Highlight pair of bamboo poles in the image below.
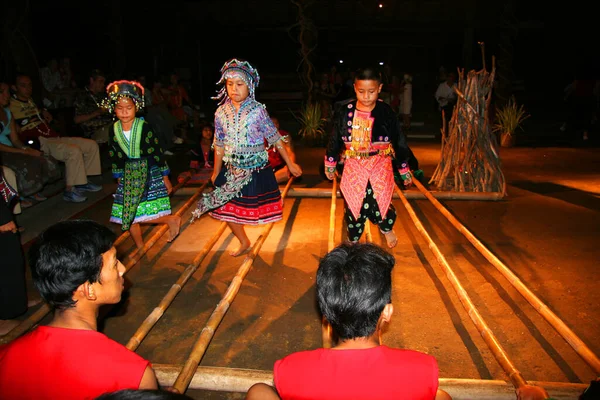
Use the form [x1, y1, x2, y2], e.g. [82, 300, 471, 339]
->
[325, 176, 599, 396]
[1, 175, 296, 394]
[3, 173, 598, 396]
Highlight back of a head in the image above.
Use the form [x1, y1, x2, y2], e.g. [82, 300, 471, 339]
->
[30, 220, 117, 310]
[95, 389, 193, 400]
[317, 242, 395, 340]
[354, 67, 383, 84]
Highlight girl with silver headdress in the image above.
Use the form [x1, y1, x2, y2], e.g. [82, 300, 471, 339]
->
[104, 80, 181, 249]
[192, 59, 302, 257]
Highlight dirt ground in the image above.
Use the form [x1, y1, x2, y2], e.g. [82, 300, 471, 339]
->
[15, 142, 600, 399]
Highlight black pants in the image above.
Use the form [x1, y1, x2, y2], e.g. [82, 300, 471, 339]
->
[0, 231, 27, 319]
[345, 183, 396, 242]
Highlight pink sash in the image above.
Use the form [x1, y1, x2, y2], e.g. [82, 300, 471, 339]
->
[340, 154, 394, 220]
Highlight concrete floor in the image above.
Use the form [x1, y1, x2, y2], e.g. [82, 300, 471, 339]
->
[11, 141, 600, 399]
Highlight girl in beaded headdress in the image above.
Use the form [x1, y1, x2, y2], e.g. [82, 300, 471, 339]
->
[192, 58, 302, 257]
[104, 80, 181, 249]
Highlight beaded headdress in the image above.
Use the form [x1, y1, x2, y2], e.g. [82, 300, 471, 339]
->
[103, 80, 145, 113]
[213, 58, 260, 104]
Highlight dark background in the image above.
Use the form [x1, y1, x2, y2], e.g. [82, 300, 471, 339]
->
[1, 0, 597, 118]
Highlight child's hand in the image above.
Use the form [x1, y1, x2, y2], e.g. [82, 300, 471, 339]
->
[288, 163, 302, 177]
[399, 163, 413, 188]
[163, 177, 173, 194]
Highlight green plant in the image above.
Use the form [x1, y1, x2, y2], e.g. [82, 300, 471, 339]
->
[292, 102, 327, 146]
[493, 96, 530, 138]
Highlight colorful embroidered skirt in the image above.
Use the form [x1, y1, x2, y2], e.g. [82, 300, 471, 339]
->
[209, 165, 282, 225]
[110, 165, 171, 226]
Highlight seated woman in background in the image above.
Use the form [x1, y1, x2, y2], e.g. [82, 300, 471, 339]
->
[0, 81, 61, 208]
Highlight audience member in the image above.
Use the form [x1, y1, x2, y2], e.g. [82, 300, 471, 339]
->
[10, 74, 103, 203]
[0, 169, 28, 335]
[1, 81, 61, 206]
[74, 69, 114, 143]
[0, 220, 159, 399]
[266, 116, 296, 184]
[39, 58, 63, 108]
[435, 71, 457, 128]
[247, 243, 452, 400]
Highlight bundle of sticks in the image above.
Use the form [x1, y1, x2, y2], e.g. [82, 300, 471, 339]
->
[430, 57, 506, 195]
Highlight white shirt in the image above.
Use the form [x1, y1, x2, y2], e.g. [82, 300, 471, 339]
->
[435, 82, 456, 108]
[123, 130, 131, 142]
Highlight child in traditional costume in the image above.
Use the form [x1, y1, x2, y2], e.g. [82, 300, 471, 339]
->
[192, 59, 302, 256]
[324, 67, 419, 248]
[105, 80, 181, 249]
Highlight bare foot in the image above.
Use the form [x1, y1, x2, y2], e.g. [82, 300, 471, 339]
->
[229, 240, 251, 257]
[0, 319, 20, 336]
[167, 216, 182, 242]
[383, 230, 398, 248]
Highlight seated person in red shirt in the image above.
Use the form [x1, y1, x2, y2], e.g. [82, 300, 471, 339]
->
[266, 116, 295, 184]
[190, 124, 215, 170]
[246, 242, 452, 400]
[0, 220, 159, 400]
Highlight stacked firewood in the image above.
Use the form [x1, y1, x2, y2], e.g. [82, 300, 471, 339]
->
[429, 59, 506, 194]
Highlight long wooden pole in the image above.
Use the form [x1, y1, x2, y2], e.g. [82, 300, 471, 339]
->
[394, 185, 528, 389]
[323, 177, 338, 349]
[172, 178, 295, 393]
[126, 222, 228, 351]
[173, 187, 505, 201]
[114, 171, 194, 248]
[412, 179, 600, 375]
[153, 364, 587, 399]
[327, 177, 337, 253]
[0, 182, 208, 345]
[122, 181, 209, 270]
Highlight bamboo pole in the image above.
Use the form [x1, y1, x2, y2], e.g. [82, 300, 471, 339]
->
[114, 171, 194, 248]
[327, 177, 337, 253]
[122, 181, 209, 271]
[172, 178, 295, 393]
[322, 177, 338, 349]
[394, 185, 528, 389]
[412, 179, 600, 375]
[126, 222, 228, 351]
[0, 182, 209, 345]
[174, 187, 505, 201]
[153, 364, 587, 399]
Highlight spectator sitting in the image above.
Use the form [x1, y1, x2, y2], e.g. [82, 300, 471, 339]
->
[0, 220, 159, 399]
[1, 81, 61, 207]
[0, 169, 29, 335]
[178, 124, 214, 184]
[190, 124, 215, 170]
[39, 58, 63, 108]
[74, 69, 114, 143]
[265, 116, 296, 184]
[246, 242, 452, 400]
[10, 74, 103, 203]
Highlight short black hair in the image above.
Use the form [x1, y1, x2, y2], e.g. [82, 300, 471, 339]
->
[354, 67, 383, 83]
[317, 242, 394, 340]
[13, 73, 30, 84]
[30, 220, 117, 310]
[95, 389, 193, 400]
[90, 69, 106, 80]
